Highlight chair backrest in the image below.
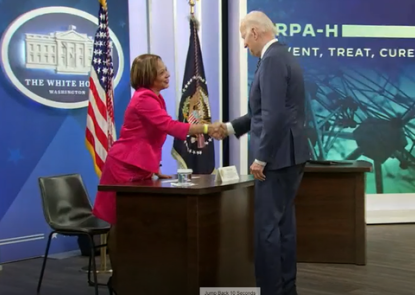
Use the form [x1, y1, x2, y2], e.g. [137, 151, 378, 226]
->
[38, 174, 94, 229]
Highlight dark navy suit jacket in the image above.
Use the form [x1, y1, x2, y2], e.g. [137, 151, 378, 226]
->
[231, 42, 310, 170]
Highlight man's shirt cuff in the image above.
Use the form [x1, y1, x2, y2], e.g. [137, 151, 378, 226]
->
[226, 122, 235, 135]
[255, 159, 267, 166]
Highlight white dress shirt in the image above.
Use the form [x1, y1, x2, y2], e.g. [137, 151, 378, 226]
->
[226, 38, 278, 167]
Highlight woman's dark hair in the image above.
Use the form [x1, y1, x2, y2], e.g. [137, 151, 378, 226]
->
[130, 54, 161, 90]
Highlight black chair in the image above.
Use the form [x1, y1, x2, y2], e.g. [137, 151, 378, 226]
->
[37, 174, 110, 295]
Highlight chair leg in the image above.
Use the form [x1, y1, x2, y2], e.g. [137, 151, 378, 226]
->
[87, 234, 99, 295]
[87, 249, 93, 286]
[37, 231, 54, 294]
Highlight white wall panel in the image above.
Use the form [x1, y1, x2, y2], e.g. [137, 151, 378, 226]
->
[228, 0, 248, 174]
[129, 0, 223, 174]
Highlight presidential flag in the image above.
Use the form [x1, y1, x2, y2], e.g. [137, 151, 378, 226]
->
[171, 16, 215, 174]
[85, 0, 116, 177]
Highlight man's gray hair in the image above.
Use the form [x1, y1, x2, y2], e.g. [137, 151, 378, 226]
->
[241, 11, 277, 35]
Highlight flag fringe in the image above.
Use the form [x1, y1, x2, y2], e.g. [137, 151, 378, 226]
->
[171, 148, 189, 169]
[188, 15, 200, 31]
[85, 139, 102, 178]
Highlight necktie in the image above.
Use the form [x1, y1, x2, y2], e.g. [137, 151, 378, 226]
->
[255, 58, 261, 73]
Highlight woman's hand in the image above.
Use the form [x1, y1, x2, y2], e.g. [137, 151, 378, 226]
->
[155, 170, 172, 179]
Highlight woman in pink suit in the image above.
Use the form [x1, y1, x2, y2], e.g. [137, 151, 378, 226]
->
[93, 54, 216, 294]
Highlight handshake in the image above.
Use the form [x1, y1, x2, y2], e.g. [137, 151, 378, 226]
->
[207, 122, 228, 140]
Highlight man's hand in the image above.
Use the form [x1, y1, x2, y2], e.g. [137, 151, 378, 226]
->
[155, 170, 172, 179]
[250, 161, 266, 181]
[208, 122, 228, 140]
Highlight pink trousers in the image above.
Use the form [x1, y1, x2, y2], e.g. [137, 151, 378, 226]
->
[92, 155, 153, 224]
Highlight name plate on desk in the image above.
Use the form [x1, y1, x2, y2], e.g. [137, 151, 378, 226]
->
[215, 166, 240, 183]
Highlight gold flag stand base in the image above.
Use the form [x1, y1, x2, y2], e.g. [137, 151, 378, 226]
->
[80, 234, 112, 274]
[80, 264, 112, 274]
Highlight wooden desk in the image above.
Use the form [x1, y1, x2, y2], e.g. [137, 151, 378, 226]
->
[98, 160, 372, 294]
[297, 160, 372, 265]
[99, 176, 256, 295]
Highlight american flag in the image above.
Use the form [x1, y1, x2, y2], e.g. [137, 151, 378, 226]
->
[85, 0, 116, 177]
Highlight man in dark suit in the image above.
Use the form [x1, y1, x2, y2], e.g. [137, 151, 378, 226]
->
[218, 11, 310, 295]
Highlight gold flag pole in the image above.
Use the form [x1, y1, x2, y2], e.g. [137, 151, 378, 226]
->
[188, 0, 199, 15]
[97, 0, 111, 275]
[98, 0, 107, 9]
[99, 234, 110, 272]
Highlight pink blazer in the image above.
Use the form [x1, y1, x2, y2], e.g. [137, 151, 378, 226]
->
[108, 88, 190, 173]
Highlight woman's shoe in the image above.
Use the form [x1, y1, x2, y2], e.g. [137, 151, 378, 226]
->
[107, 276, 117, 295]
